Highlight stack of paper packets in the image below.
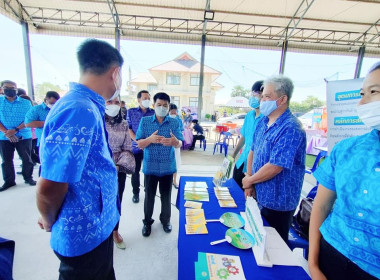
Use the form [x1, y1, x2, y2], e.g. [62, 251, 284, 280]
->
[185, 208, 208, 234]
[214, 187, 237, 208]
[184, 181, 209, 202]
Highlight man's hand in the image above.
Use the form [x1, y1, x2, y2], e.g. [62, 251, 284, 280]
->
[244, 187, 256, 199]
[7, 135, 19, 143]
[148, 130, 164, 144]
[161, 132, 179, 147]
[38, 216, 54, 232]
[4, 129, 16, 137]
[242, 172, 253, 189]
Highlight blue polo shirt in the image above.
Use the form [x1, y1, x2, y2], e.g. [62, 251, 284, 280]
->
[40, 82, 119, 257]
[251, 109, 306, 211]
[126, 106, 155, 154]
[314, 130, 380, 279]
[136, 114, 184, 176]
[24, 102, 50, 146]
[0, 96, 32, 140]
[235, 110, 263, 172]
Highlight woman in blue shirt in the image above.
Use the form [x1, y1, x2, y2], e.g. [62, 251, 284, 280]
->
[309, 62, 380, 280]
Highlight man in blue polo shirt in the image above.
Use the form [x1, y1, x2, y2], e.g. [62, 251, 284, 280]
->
[24, 91, 60, 163]
[36, 39, 123, 279]
[242, 75, 306, 242]
[126, 90, 155, 203]
[136, 92, 183, 237]
[0, 80, 35, 192]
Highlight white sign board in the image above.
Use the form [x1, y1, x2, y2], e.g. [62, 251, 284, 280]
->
[326, 78, 370, 152]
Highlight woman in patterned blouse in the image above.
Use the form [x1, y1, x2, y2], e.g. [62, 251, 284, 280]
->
[105, 98, 135, 250]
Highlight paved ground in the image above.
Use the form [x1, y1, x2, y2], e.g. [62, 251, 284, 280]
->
[0, 129, 314, 280]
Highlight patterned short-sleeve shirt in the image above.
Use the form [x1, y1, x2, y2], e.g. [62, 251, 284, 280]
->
[136, 114, 184, 176]
[0, 96, 32, 140]
[251, 109, 306, 211]
[126, 106, 155, 154]
[40, 82, 119, 257]
[314, 130, 380, 279]
[24, 102, 50, 146]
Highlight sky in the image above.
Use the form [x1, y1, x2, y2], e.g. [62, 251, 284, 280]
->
[0, 14, 379, 104]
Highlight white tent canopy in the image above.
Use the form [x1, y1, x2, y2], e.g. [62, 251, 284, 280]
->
[224, 96, 250, 108]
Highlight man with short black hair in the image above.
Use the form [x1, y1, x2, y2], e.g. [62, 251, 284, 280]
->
[25, 91, 60, 151]
[231, 80, 264, 189]
[36, 39, 123, 279]
[126, 89, 155, 203]
[136, 92, 183, 237]
[188, 119, 205, 150]
[0, 80, 35, 191]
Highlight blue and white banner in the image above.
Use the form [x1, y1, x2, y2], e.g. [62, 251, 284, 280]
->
[326, 78, 370, 152]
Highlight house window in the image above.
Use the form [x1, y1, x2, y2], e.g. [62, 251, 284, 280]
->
[147, 84, 157, 92]
[166, 73, 181, 85]
[190, 74, 200, 86]
[171, 96, 180, 107]
[189, 97, 198, 107]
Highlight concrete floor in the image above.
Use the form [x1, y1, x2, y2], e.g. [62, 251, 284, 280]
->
[0, 131, 314, 280]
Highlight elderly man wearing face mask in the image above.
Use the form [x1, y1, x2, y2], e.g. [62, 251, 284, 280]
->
[308, 62, 380, 280]
[126, 90, 155, 203]
[136, 92, 184, 237]
[242, 75, 306, 243]
[0, 80, 35, 192]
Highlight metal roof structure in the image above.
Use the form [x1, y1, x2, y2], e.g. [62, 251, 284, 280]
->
[1, 0, 380, 56]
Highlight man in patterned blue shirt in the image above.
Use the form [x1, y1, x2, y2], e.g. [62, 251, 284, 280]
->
[126, 90, 155, 203]
[242, 75, 306, 242]
[36, 39, 123, 280]
[0, 80, 35, 192]
[136, 92, 184, 237]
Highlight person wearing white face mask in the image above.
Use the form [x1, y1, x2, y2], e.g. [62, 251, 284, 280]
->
[308, 62, 380, 280]
[169, 103, 184, 189]
[105, 99, 135, 250]
[136, 92, 184, 237]
[126, 90, 155, 203]
[36, 39, 123, 279]
[242, 75, 306, 243]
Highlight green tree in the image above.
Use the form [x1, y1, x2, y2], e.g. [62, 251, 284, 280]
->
[35, 82, 64, 102]
[290, 95, 325, 114]
[230, 85, 250, 98]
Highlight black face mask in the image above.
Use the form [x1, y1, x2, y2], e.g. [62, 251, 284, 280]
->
[4, 88, 17, 97]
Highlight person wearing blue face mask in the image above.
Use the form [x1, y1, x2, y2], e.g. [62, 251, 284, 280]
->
[231, 80, 264, 189]
[242, 75, 306, 243]
[136, 92, 184, 237]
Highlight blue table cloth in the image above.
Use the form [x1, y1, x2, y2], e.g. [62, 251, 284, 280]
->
[0, 237, 15, 280]
[177, 176, 310, 280]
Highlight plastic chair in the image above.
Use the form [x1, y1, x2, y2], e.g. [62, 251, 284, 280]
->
[287, 184, 319, 259]
[305, 149, 327, 188]
[199, 139, 207, 151]
[213, 131, 232, 156]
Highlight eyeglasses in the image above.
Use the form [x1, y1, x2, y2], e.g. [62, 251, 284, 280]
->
[360, 90, 380, 97]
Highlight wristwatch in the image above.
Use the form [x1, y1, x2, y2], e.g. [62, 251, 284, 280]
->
[15, 127, 19, 132]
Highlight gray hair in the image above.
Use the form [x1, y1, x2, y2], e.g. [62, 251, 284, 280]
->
[264, 75, 294, 103]
[368, 61, 380, 74]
